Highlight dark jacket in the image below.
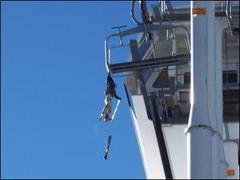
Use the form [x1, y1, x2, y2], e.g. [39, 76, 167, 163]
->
[106, 73, 121, 100]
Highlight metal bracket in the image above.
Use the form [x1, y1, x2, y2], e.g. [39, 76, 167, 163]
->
[185, 124, 223, 139]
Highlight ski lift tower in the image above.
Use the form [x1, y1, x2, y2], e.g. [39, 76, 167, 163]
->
[104, 1, 239, 179]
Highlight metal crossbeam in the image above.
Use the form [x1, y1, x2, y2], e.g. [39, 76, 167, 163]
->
[158, 6, 239, 24]
[109, 54, 190, 74]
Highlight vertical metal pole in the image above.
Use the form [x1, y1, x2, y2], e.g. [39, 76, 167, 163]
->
[186, 1, 215, 178]
[105, 40, 109, 73]
[207, 3, 219, 179]
[215, 18, 228, 179]
[151, 96, 173, 179]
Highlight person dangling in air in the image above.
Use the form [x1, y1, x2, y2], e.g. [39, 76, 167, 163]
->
[100, 73, 121, 122]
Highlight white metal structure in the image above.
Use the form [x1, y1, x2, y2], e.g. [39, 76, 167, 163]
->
[186, 2, 227, 178]
[104, 1, 239, 179]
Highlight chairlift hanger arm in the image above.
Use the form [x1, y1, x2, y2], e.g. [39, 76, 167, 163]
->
[131, 0, 151, 25]
[131, 0, 143, 25]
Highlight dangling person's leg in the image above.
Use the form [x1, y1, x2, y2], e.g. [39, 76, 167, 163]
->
[104, 94, 113, 121]
[112, 90, 121, 100]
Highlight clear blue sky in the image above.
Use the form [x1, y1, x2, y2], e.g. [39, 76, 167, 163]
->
[1, 1, 145, 179]
[1, 1, 189, 179]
